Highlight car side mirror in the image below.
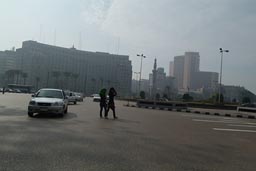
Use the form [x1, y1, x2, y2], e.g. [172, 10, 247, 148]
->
[31, 94, 35, 97]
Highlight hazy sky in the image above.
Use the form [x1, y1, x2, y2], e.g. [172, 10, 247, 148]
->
[0, 0, 256, 93]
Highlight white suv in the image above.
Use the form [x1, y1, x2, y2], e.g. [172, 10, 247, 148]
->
[28, 89, 68, 117]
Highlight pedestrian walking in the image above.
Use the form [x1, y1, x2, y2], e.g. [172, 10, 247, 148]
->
[99, 88, 107, 118]
[106, 87, 117, 119]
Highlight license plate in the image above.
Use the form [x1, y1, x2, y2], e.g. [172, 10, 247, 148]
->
[40, 108, 48, 112]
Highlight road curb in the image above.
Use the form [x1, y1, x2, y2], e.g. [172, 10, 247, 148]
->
[123, 104, 256, 120]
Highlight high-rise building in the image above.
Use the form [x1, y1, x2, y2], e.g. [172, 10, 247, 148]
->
[172, 52, 218, 92]
[173, 55, 185, 90]
[0, 40, 132, 96]
[183, 52, 200, 90]
[169, 61, 174, 77]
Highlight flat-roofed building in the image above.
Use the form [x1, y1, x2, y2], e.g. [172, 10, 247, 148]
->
[1, 40, 132, 96]
[191, 71, 218, 90]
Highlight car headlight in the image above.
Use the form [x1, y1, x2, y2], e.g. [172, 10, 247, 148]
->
[53, 102, 64, 106]
[29, 101, 36, 105]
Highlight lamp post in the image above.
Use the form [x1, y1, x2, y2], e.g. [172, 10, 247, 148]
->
[137, 54, 146, 94]
[219, 48, 229, 104]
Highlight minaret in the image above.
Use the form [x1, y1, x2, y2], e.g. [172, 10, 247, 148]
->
[152, 58, 157, 99]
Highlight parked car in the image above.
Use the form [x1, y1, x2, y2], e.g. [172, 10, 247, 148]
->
[28, 88, 68, 117]
[93, 94, 101, 102]
[14, 89, 22, 93]
[6, 88, 14, 93]
[74, 92, 84, 102]
[241, 103, 256, 108]
[65, 91, 77, 104]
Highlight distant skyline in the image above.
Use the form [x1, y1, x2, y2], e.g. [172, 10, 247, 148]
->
[0, 0, 256, 94]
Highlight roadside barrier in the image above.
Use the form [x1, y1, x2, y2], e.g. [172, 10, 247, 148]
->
[237, 107, 256, 113]
[124, 101, 256, 120]
[137, 100, 188, 110]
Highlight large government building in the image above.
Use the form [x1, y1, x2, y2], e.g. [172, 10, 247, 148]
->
[0, 41, 132, 96]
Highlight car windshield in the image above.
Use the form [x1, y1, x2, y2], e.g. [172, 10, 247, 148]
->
[36, 90, 63, 99]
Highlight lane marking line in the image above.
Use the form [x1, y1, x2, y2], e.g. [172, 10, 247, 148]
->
[245, 122, 256, 125]
[213, 128, 256, 133]
[228, 124, 256, 128]
[193, 119, 240, 124]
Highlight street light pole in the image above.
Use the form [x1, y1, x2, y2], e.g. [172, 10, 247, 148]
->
[219, 48, 229, 104]
[137, 54, 146, 95]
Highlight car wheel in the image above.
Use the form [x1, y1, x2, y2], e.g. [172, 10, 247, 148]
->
[28, 112, 34, 117]
[74, 101, 77, 105]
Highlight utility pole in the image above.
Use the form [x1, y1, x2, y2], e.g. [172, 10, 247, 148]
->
[137, 54, 146, 95]
[219, 48, 229, 103]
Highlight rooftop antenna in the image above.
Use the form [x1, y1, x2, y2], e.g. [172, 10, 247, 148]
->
[79, 32, 82, 50]
[117, 37, 120, 55]
[39, 25, 42, 42]
[54, 29, 56, 46]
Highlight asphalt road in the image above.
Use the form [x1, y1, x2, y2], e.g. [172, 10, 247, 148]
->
[0, 93, 256, 171]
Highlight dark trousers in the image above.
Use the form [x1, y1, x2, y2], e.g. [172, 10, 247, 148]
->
[106, 102, 116, 118]
[100, 104, 107, 117]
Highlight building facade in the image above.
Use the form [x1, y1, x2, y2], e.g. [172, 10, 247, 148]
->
[169, 61, 174, 77]
[0, 50, 17, 86]
[0, 41, 132, 96]
[173, 55, 185, 90]
[172, 52, 218, 92]
[183, 52, 200, 90]
[191, 71, 218, 90]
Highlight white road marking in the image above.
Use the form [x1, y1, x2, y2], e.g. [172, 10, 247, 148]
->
[193, 119, 256, 125]
[245, 122, 256, 125]
[213, 128, 256, 133]
[182, 114, 237, 120]
[192, 119, 239, 124]
[228, 124, 256, 128]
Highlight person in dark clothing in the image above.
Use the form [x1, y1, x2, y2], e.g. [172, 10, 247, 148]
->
[106, 87, 117, 119]
[2, 87, 5, 94]
[99, 88, 107, 118]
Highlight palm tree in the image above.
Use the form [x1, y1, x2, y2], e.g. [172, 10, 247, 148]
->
[91, 78, 96, 93]
[107, 80, 111, 88]
[14, 70, 21, 84]
[5, 70, 16, 84]
[99, 78, 103, 88]
[52, 71, 61, 88]
[21, 72, 28, 85]
[63, 72, 71, 89]
[35, 77, 40, 90]
[71, 73, 79, 91]
[164, 86, 170, 100]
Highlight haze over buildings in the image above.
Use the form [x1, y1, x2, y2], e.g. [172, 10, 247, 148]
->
[0, 0, 255, 94]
